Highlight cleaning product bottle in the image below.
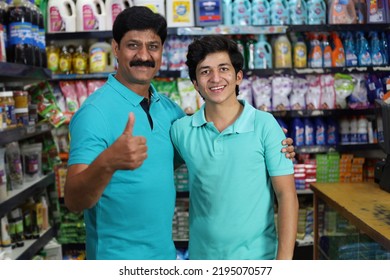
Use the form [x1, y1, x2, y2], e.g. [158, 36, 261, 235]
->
[328, 0, 357, 24]
[254, 34, 272, 69]
[105, 0, 132, 30]
[47, 0, 76, 32]
[235, 35, 246, 69]
[356, 31, 371, 66]
[37, 0, 46, 67]
[344, 31, 358, 66]
[269, 0, 289, 25]
[194, 0, 222, 26]
[273, 34, 292, 68]
[308, 33, 322, 68]
[222, 0, 232, 25]
[46, 40, 60, 73]
[76, 0, 107, 31]
[28, 0, 39, 67]
[245, 34, 257, 69]
[307, 0, 326, 24]
[133, 0, 166, 16]
[369, 31, 384, 65]
[321, 33, 332, 68]
[380, 32, 389, 64]
[72, 45, 89, 74]
[251, 0, 270, 25]
[58, 45, 72, 74]
[232, 0, 251, 25]
[0, 0, 8, 55]
[293, 35, 307, 68]
[367, 0, 387, 23]
[89, 40, 114, 73]
[289, 0, 307, 25]
[331, 32, 346, 67]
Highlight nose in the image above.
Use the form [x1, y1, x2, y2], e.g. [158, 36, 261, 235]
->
[210, 70, 222, 82]
[136, 45, 151, 60]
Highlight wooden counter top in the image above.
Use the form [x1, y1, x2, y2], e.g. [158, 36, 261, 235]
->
[310, 182, 390, 251]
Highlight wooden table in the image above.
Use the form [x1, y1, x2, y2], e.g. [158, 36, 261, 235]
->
[310, 182, 390, 259]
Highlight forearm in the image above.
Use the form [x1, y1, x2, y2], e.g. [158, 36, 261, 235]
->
[64, 149, 116, 212]
[276, 192, 299, 260]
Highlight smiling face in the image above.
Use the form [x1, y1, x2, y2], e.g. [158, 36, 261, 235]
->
[193, 51, 243, 106]
[112, 29, 163, 90]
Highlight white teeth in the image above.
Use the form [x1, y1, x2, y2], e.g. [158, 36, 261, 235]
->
[210, 86, 224, 90]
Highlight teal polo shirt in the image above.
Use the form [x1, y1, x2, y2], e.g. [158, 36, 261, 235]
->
[170, 100, 293, 259]
[68, 74, 185, 260]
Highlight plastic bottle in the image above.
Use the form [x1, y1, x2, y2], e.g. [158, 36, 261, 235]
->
[357, 115, 368, 143]
[72, 45, 88, 74]
[269, 0, 289, 25]
[331, 32, 346, 67]
[46, 40, 59, 72]
[293, 36, 307, 68]
[6, 0, 35, 65]
[327, 117, 338, 145]
[356, 32, 371, 66]
[289, 0, 307, 25]
[308, 33, 322, 68]
[58, 45, 72, 74]
[321, 33, 332, 67]
[355, 0, 367, 23]
[41, 196, 49, 230]
[133, 0, 165, 16]
[76, 0, 106, 31]
[166, 0, 195, 27]
[314, 117, 327, 145]
[307, 0, 326, 24]
[105, 0, 131, 30]
[245, 34, 257, 69]
[0, 0, 8, 55]
[37, 0, 46, 67]
[291, 118, 305, 146]
[28, 0, 39, 67]
[304, 118, 314, 145]
[380, 32, 389, 64]
[89, 40, 115, 73]
[254, 34, 272, 69]
[344, 31, 358, 66]
[328, 0, 357, 24]
[273, 34, 292, 68]
[370, 31, 384, 66]
[340, 118, 350, 144]
[234, 35, 246, 69]
[47, 0, 76, 33]
[251, 0, 270, 25]
[232, 0, 251, 26]
[222, 0, 232, 25]
[194, 0, 222, 26]
[367, 0, 387, 23]
[349, 116, 358, 144]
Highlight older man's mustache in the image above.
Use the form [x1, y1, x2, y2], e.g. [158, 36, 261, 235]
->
[130, 60, 156, 67]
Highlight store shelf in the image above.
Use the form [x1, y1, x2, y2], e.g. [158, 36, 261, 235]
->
[0, 173, 55, 217]
[296, 189, 313, 195]
[288, 23, 390, 33]
[175, 25, 287, 35]
[46, 31, 113, 41]
[271, 108, 376, 118]
[295, 143, 380, 154]
[51, 72, 113, 80]
[176, 191, 189, 198]
[10, 227, 56, 260]
[0, 122, 52, 146]
[0, 62, 51, 82]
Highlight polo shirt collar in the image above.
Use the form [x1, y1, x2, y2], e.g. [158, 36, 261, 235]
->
[106, 74, 160, 106]
[192, 99, 255, 133]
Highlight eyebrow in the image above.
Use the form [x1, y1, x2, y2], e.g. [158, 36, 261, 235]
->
[199, 63, 230, 70]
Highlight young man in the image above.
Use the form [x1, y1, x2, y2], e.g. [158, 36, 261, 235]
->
[65, 7, 295, 260]
[170, 35, 299, 260]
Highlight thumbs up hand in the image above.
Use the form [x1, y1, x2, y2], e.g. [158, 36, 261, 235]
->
[109, 113, 148, 170]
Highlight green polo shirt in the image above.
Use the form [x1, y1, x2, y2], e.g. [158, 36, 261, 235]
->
[68, 74, 185, 259]
[170, 100, 293, 259]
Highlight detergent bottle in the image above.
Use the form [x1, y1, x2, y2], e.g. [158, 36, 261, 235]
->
[293, 35, 307, 68]
[308, 33, 322, 68]
[273, 34, 292, 68]
[370, 31, 384, 65]
[269, 0, 289, 25]
[344, 31, 358, 66]
[328, 0, 357, 24]
[306, 0, 326, 24]
[47, 0, 76, 32]
[331, 32, 346, 67]
[222, 0, 232, 25]
[105, 0, 132, 30]
[321, 33, 332, 67]
[254, 34, 272, 69]
[289, 0, 307, 25]
[232, 0, 251, 25]
[356, 32, 371, 66]
[251, 0, 270, 25]
[76, 0, 107, 31]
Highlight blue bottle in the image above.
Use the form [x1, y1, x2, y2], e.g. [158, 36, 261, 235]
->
[344, 32, 358, 66]
[369, 31, 384, 66]
[254, 34, 272, 69]
[357, 32, 371, 66]
[291, 118, 305, 146]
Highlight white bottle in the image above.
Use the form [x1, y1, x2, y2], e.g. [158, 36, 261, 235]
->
[340, 118, 350, 144]
[357, 116, 368, 143]
[349, 117, 358, 144]
[105, 0, 132, 30]
[76, 0, 107, 32]
[166, 0, 194, 27]
[133, 0, 166, 17]
[47, 0, 76, 33]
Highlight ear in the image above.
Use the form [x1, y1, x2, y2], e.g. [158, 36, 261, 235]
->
[111, 39, 119, 58]
[236, 70, 244, 85]
[193, 79, 199, 92]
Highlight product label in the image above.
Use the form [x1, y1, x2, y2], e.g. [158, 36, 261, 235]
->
[48, 52, 59, 71]
[111, 4, 122, 25]
[173, 1, 191, 23]
[198, 0, 221, 23]
[9, 22, 33, 45]
[83, 5, 98, 30]
[49, 7, 65, 32]
[90, 47, 107, 72]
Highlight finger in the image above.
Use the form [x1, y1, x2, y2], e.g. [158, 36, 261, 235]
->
[123, 112, 135, 136]
[282, 127, 288, 134]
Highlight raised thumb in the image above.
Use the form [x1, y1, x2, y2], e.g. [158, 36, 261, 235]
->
[123, 112, 135, 136]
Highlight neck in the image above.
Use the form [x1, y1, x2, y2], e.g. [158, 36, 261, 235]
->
[114, 73, 151, 99]
[205, 100, 243, 132]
